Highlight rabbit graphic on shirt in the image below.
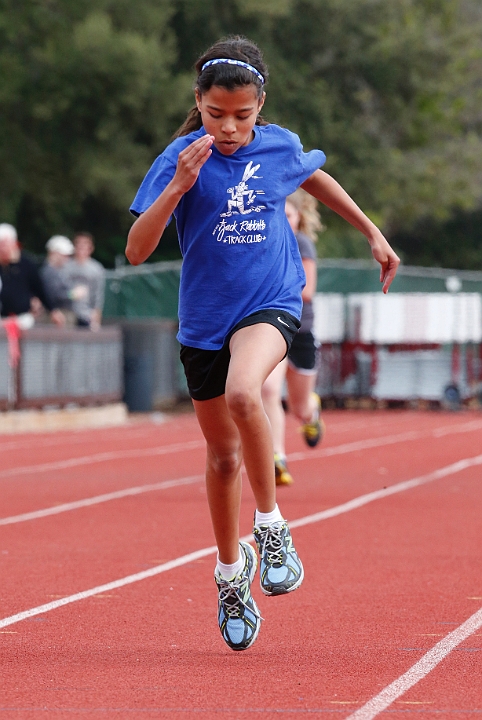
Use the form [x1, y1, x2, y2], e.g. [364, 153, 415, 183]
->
[221, 162, 266, 217]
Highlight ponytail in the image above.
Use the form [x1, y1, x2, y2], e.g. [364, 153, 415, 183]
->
[172, 106, 203, 139]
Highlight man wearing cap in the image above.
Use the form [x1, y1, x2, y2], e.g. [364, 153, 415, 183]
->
[40, 235, 88, 327]
[0, 223, 65, 326]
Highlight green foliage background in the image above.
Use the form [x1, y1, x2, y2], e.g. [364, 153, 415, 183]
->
[1, 0, 481, 267]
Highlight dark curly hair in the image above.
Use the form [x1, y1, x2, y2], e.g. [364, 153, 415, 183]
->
[174, 36, 269, 138]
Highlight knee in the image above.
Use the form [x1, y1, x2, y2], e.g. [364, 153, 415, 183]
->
[209, 449, 242, 479]
[225, 386, 259, 422]
[261, 379, 278, 404]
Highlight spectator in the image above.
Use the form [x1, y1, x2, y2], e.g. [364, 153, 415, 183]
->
[262, 190, 325, 486]
[0, 223, 65, 327]
[64, 231, 105, 330]
[40, 235, 91, 328]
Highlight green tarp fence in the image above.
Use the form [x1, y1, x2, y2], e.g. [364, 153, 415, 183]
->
[104, 259, 482, 320]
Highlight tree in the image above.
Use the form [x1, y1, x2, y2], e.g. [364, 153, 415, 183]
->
[0, 0, 190, 263]
[173, 0, 482, 263]
[1, 0, 481, 267]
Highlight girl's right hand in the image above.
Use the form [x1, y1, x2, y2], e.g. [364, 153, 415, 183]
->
[173, 135, 214, 194]
[126, 135, 213, 266]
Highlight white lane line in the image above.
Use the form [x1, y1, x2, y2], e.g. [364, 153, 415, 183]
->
[2, 418, 482, 485]
[0, 425, 158, 453]
[289, 419, 482, 463]
[287, 430, 421, 462]
[0, 440, 205, 481]
[345, 608, 482, 720]
[2, 429, 481, 527]
[0, 544, 216, 630]
[1, 452, 481, 630]
[0, 475, 204, 526]
[1, 416, 479, 454]
[432, 418, 482, 437]
[289, 454, 482, 530]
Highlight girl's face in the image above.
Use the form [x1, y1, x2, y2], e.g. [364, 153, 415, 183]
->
[285, 200, 301, 233]
[195, 85, 265, 155]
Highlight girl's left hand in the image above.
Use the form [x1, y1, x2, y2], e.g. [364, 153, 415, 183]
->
[368, 231, 401, 293]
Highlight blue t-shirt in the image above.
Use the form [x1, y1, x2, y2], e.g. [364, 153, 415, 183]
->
[130, 124, 326, 350]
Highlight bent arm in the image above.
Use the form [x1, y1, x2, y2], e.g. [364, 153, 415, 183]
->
[301, 257, 317, 303]
[126, 134, 214, 266]
[126, 181, 184, 266]
[301, 170, 400, 293]
[302, 170, 379, 238]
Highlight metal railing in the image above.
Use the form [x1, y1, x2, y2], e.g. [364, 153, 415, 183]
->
[1, 326, 123, 410]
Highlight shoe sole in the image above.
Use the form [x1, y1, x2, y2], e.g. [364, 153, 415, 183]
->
[261, 561, 304, 596]
[233, 541, 260, 650]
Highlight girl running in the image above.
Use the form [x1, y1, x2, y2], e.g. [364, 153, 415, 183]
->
[262, 189, 325, 487]
[126, 36, 400, 651]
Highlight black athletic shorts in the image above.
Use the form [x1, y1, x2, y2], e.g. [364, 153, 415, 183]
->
[287, 330, 318, 373]
[180, 309, 300, 401]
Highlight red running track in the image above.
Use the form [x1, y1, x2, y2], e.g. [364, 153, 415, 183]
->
[1, 409, 481, 719]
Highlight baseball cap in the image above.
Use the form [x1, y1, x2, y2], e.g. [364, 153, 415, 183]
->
[0, 223, 18, 242]
[46, 235, 74, 255]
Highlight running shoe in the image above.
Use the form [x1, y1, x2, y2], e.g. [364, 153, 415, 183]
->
[274, 453, 294, 486]
[253, 519, 304, 596]
[214, 541, 262, 651]
[300, 393, 325, 448]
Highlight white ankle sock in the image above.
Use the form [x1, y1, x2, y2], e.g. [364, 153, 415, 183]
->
[310, 396, 320, 422]
[217, 549, 244, 581]
[255, 503, 284, 528]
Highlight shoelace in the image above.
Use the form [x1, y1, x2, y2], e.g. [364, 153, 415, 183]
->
[258, 522, 286, 566]
[217, 575, 263, 620]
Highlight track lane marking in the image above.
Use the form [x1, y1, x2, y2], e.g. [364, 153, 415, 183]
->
[0, 545, 217, 630]
[1, 452, 481, 630]
[0, 425, 165, 454]
[2, 424, 480, 525]
[288, 418, 482, 463]
[432, 418, 482, 437]
[0, 440, 205, 480]
[1, 416, 480, 455]
[345, 607, 482, 720]
[289, 454, 482, 530]
[0, 475, 204, 526]
[2, 418, 482, 485]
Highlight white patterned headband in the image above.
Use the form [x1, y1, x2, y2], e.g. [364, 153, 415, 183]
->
[200, 58, 265, 85]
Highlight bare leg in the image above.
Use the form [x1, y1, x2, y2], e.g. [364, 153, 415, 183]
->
[192, 395, 243, 565]
[192, 324, 286, 563]
[261, 358, 288, 456]
[226, 323, 287, 513]
[286, 364, 318, 424]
